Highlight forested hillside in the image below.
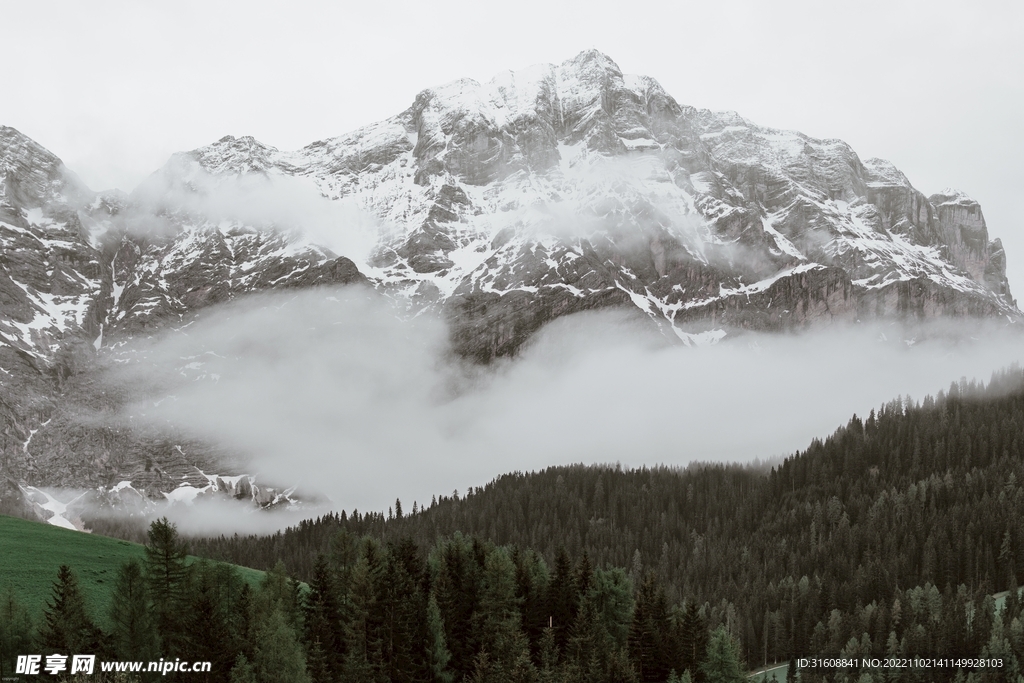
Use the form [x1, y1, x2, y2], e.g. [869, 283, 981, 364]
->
[186, 367, 1024, 679]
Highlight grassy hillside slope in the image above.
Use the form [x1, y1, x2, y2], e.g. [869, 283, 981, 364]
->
[0, 514, 265, 629]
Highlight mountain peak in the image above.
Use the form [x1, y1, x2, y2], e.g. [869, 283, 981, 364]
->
[563, 48, 622, 75]
[930, 188, 977, 206]
[0, 125, 65, 175]
[0, 124, 90, 210]
[186, 134, 282, 176]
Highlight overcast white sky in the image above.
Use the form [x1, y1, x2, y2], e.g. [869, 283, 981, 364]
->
[5, 0, 1023, 294]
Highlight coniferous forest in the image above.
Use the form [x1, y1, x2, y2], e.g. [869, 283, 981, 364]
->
[4, 366, 1024, 682]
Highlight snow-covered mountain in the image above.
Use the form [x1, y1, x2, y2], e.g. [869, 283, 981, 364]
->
[137, 49, 1015, 359]
[0, 50, 1018, 522]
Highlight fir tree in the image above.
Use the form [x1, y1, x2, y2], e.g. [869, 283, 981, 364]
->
[183, 561, 240, 680]
[253, 607, 310, 683]
[304, 554, 345, 680]
[0, 586, 34, 679]
[38, 565, 101, 655]
[477, 547, 534, 680]
[629, 573, 670, 682]
[144, 517, 190, 655]
[427, 594, 454, 683]
[108, 558, 157, 661]
[679, 601, 708, 679]
[548, 547, 579, 656]
[376, 539, 429, 683]
[229, 653, 256, 683]
[701, 626, 745, 683]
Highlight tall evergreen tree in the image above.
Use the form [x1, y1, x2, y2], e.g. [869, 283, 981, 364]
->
[427, 593, 454, 683]
[433, 534, 482, 679]
[253, 608, 310, 683]
[38, 565, 101, 655]
[0, 586, 34, 679]
[514, 547, 550, 662]
[304, 554, 345, 681]
[108, 558, 157, 661]
[629, 574, 671, 682]
[548, 547, 579, 656]
[258, 560, 303, 630]
[476, 547, 534, 681]
[234, 583, 257, 663]
[144, 517, 191, 655]
[229, 653, 257, 683]
[376, 539, 429, 683]
[343, 544, 383, 682]
[701, 626, 745, 683]
[589, 568, 633, 648]
[679, 601, 709, 681]
[183, 561, 241, 681]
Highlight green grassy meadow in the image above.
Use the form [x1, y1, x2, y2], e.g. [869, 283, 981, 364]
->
[0, 514, 265, 629]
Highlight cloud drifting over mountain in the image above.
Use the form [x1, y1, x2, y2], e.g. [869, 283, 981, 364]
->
[104, 286, 1024, 526]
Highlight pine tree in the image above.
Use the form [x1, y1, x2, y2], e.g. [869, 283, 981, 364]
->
[38, 565, 101, 655]
[701, 626, 745, 683]
[229, 653, 256, 683]
[253, 606, 310, 683]
[0, 586, 34, 679]
[258, 560, 302, 630]
[304, 554, 344, 680]
[427, 594, 454, 683]
[305, 638, 331, 683]
[183, 561, 240, 680]
[108, 558, 157, 661]
[514, 547, 550, 662]
[548, 547, 578, 656]
[679, 601, 708, 679]
[433, 534, 481, 679]
[629, 574, 670, 682]
[537, 627, 560, 683]
[476, 547, 534, 680]
[234, 583, 257, 662]
[144, 517, 191, 655]
[376, 539, 429, 683]
[343, 547, 382, 682]
[589, 568, 633, 648]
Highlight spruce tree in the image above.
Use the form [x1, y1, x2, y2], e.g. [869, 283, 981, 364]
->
[376, 539, 429, 683]
[629, 574, 670, 682]
[234, 583, 257, 662]
[433, 535, 481, 679]
[144, 517, 190, 655]
[183, 561, 239, 680]
[679, 601, 708, 679]
[108, 558, 157, 661]
[304, 554, 344, 680]
[343, 548, 382, 682]
[0, 586, 34, 679]
[253, 608, 310, 683]
[548, 547, 578, 655]
[427, 594, 454, 683]
[477, 547, 534, 680]
[39, 565, 101, 655]
[514, 547, 550, 662]
[305, 638, 331, 683]
[701, 626, 745, 683]
[229, 653, 256, 683]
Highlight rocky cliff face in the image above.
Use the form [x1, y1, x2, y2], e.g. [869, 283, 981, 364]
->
[145, 50, 1014, 359]
[0, 126, 364, 520]
[0, 51, 1018, 521]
